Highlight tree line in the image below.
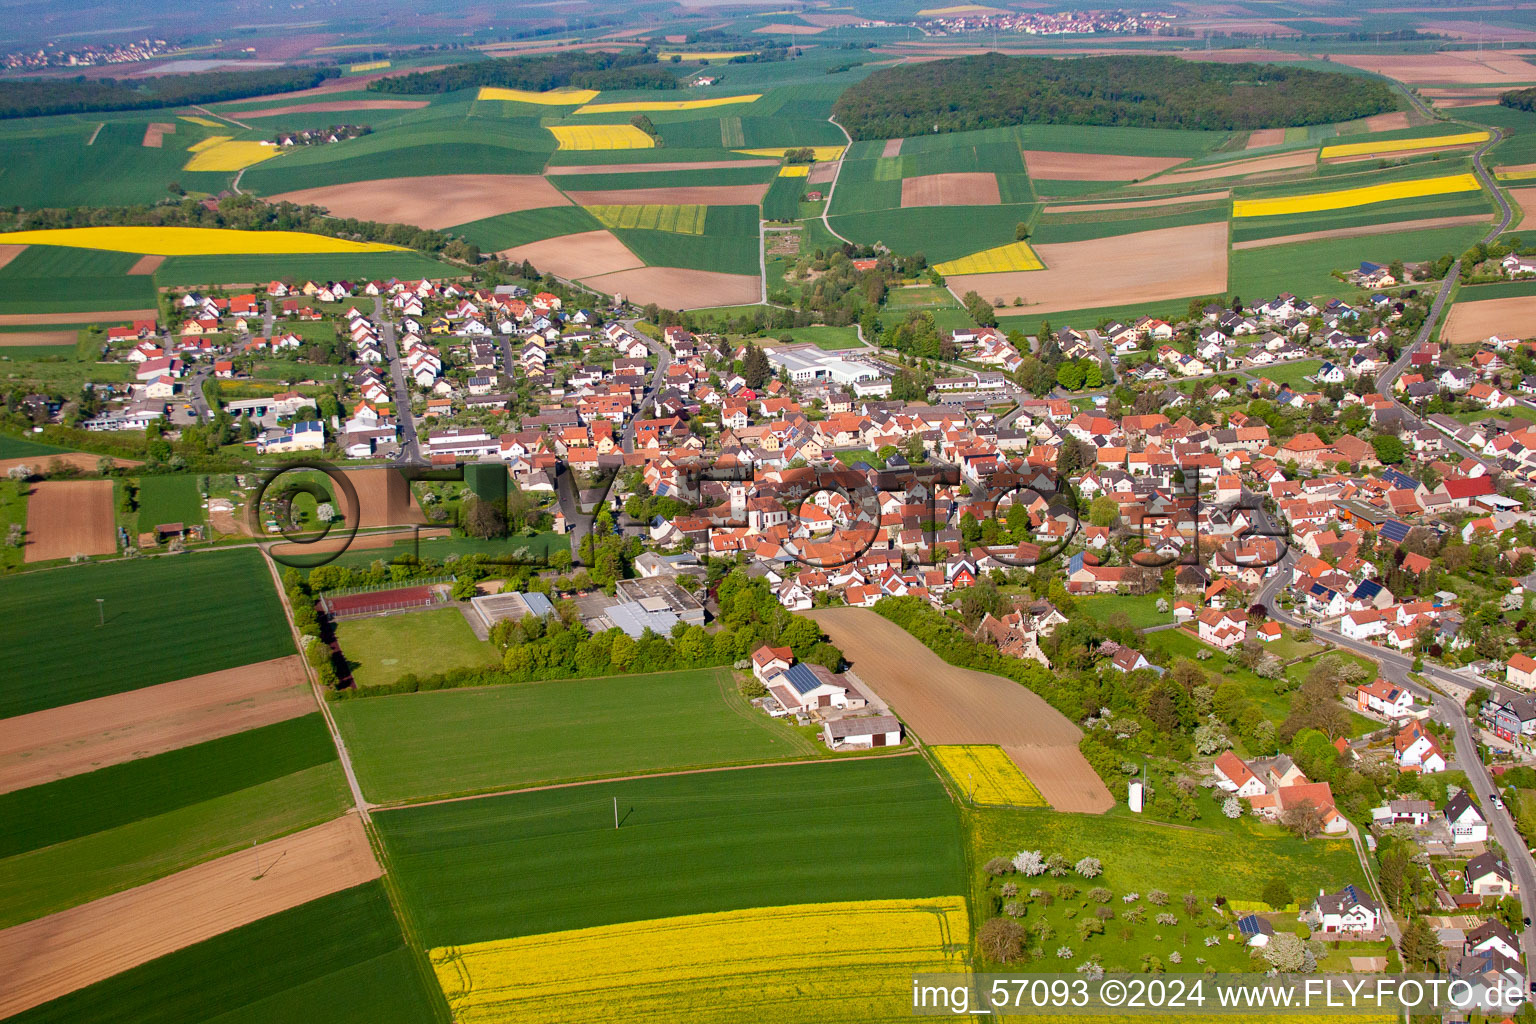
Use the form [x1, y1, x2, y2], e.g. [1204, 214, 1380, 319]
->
[0, 67, 337, 120]
[831, 54, 1397, 139]
[368, 51, 678, 95]
[1501, 86, 1536, 111]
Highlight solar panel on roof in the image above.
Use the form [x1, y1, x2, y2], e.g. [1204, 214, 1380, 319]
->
[783, 663, 822, 695]
[1380, 520, 1411, 543]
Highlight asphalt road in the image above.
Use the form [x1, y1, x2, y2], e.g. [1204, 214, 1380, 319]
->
[374, 295, 421, 465]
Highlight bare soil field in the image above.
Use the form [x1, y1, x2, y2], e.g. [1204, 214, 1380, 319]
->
[1508, 187, 1536, 233]
[141, 122, 174, 147]
[546, 159, 777, 175]
[0, 309, 156, 326]
[24, 479, 115, 562]
[1333, 53, 1536, 84]
[127, 254, 164, 275]
[580, 266, 761, 308]
[755, 21, 824, 33]
[0, 452, 137, 475]
[1430, 95, 1501, 108]
[1441, 295, 1536, 344]
[335, 468, 427, 529]
[881, 137, 903, 158]
[1246, 128, 1286, 149]
[1133, 148, 1317, 186]
[0, 244, 26, 271]
[808, 161, 838, 185]
[1359, 111, 1412, 132]
[267, 174, 570, 231]
[1023, 150, 1186, 181]
[1230, 213, 1492, 251]
[1043, 189, 1229, 214]
[239, 99, 430, 118]
[900, 171, 1000, 208]
[0, 656, 311, 793]
[1500, 162, 1536, 176]
[0, 814, 379, 1018]
[0, 330, 74, 346]
[502, 229, 643, 280]
[1419, 20, 1536, 42]
[946, 220, 1227, 317]
[268, 526, 449, 558]
[561, 183, 771, 206]
[802, 11, 869, 25]
[809, 607, 1113, 813]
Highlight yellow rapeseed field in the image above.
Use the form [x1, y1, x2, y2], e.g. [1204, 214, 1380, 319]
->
[778, 164, 811, 177]
[1231, 172, 1482, 218]
[429, 897, 969, 1024]
[183, 139, 281, 172]
[737, 146, 846, 161]
[575, 94, 761, 114]
[929, 745, 1047, 807]
[933, 241, 1045, 276]
[1319, 130, 1488, 160]
[546, 124, 655, 150]
[1496, 168, 1536, 182]
[586, 204, 707, 233]
[656, 51, 752, 62]
[0, 226, 405, 256]
[919, 4, 1006, 13]
[476, 86, 599, 105]
[179, 116, 224, 128]
[348, 59, 391, 73]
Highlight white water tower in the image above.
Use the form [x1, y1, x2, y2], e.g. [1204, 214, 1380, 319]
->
[1128, 781, 1144, 813]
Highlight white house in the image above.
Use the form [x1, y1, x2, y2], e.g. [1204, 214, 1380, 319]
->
[1315, 884, 1382, 935]
[766, 663, 850, 714]
[822, 715, 902, 750]
[1213, 751, 1267, 798]
[1393, 720, 1446, 773]
[1356, 678, 1414, 717]
[750, 644, 793, 684]
[1446, 792, 1489, 846]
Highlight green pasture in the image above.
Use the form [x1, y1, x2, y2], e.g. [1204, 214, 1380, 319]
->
[1076, 594, 1173, 630]
[376, 754, 965, 946]
[996, 295, 1204, 337]
[335, 607, 494, 689]
[0, 761, 348, 928]
[1228, 223, 1485, 302]
[298, 531, 566, 573]
[1453, 279, 1536, 300]
[153, 251, 459, 288]
[450, 206, 603, 251]
[0, 245, 155, 314]
[774, 324, 863, 349]
[761, 175, 803, 222]
[0, 118, 228, 207]
[1250, 358, 1324, 389]
[334, 667, 818, 803]
[543, 147, 776, 167]
[10, 882, 444, 1024]
[0, 548, 294, 718]
[134, 474, 204, 533]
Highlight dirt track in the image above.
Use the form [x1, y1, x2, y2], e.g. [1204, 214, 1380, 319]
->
[268, 174, 571, 231]
[1441, 295, 1536, 344]
[900, 172, 1000, 208]
[0, 814, 379, 1018]
[0, 656, 312, 793]
[945, 220, 1227, 318]
[562, 183, 771, 206]
[268, 526, 449, 558]
[809, 607, 1114, 813]
[580, 266, 762, 309]
[1230, 213, 1492, 250]
[503, 229, 643, 282]
[1023, 150, 1186, 181]
[24, 479, 115, 562]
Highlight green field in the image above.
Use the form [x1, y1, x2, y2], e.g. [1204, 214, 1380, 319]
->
[298, 531, 567, 572]
[1230, 191, 1492, 245]
[830, 205, 1036, 263]
[1251, 358, 1324, 389]
[10, 881, 444, 1024]
[335, 667, 817, 803]
[1076, 593, 1173, 629]
[1030, 205, 1227, 244]
[335, 607, 493, 688]
[0, 435, 69, 459]
[0, 548, 294, 718]
[376, 754, 965, 946]
[772, 324, 863, 349]
[761, 174, 804, 222]
[551, 166, 776, 192]
[1227, 223, 1483, 301]
[450, 206, 604, 251]
[0, 760, 349, 927]
[612, 205, 761, 275]
[134, 474, 204, 533]
[0, 118, 231, 207]
[0, 244, 156, 314]
[153, 251, 459, 288]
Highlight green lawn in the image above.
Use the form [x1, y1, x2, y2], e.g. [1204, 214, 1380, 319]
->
[134, 474, 204, 533]
[9, 882, 444, 1024]
[335, 607, 494, 689]
[0, 762, 350, 928]
[376, 754, 965, 946]
[771, 324, 862, 350]
[335, 667, 817, 803]
[1251, 359, 1324, 390]
[1079, 594, 1173, 630]
[0, 548, 294, 718]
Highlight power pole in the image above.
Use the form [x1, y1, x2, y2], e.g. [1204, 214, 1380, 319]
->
[613, 796, 619, 829]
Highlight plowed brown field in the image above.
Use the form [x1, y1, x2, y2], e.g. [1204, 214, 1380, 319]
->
[24, 479, 115, 562]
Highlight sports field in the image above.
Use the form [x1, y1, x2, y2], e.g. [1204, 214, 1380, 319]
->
[376, 755, 964, 946]
[335, 607, 493, 689]
[334, 667, 817, 803]
[430, 897, 968, 1024]
[0, 548, 294, 718]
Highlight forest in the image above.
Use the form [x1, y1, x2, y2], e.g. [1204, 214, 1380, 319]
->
[0, 67, 336, 119]
[831, 54, 1398, 138]
[1501, 85, 1536, 112]
[368, 51, 677, 94]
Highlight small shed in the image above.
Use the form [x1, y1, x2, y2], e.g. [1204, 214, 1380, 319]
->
[821, 715, 901, 750]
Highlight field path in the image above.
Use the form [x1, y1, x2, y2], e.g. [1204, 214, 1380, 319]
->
[808, 608, 1114, 813]
[0, 814, 379, 1018]
[820, 116, 855, 245]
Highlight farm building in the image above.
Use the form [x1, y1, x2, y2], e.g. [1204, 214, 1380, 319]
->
[821, 715, 902, 750]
